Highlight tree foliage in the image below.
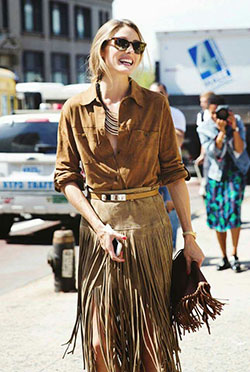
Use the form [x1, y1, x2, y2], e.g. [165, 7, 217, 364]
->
[132, 69, 155, 89]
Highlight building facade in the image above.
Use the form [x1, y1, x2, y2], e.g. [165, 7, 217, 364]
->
[0, 0, 113, 83]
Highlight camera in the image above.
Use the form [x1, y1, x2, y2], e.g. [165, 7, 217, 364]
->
[215, 105, 229, 121]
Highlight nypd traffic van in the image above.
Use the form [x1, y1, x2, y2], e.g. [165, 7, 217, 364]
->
[0, 112, 80, 238]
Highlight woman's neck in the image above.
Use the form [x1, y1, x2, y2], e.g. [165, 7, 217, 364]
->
[99, 75, 130, 104]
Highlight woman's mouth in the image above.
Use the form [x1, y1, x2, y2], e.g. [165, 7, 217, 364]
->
[119, 58, 133, 66]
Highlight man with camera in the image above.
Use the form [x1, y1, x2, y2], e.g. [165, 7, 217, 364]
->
[197, 95, 250, 272]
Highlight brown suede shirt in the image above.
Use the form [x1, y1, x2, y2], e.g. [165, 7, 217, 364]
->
[54, 79, 188, 192]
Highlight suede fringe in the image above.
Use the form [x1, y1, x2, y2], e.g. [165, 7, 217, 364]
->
[173, 282, 225, 339]
[64, 222, 182, 372]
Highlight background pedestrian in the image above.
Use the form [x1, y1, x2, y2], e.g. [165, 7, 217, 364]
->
[197, 94, 250, 272]
[150, 82, 186, 250]
[195, 91, 215, 197]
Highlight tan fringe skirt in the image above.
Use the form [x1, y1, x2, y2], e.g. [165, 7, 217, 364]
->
[65, 190, 181, 372]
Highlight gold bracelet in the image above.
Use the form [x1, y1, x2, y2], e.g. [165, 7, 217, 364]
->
[182, 231, 197, 239]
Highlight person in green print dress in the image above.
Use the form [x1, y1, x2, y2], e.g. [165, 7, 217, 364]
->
[197, 95, 250, 273]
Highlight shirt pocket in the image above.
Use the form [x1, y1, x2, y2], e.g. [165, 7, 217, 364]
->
[129, 129, 159, 165]
[129, 129, 159, 149]
[75, 131, 97, 165]
[79, 125, 99, 143]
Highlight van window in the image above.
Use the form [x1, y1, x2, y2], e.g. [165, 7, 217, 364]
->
[0, 120, 58, 153]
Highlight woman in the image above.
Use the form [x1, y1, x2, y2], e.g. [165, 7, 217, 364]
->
[54, 19, 204, 372]
[197, 95, 250, 273]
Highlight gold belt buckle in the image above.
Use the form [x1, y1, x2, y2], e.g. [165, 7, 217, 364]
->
[101, 193, 127, 201]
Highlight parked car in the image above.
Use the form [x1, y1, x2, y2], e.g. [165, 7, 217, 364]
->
[0, 112, 81, 238]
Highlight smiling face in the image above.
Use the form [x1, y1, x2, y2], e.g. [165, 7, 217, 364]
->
[101, 26, 142, 78]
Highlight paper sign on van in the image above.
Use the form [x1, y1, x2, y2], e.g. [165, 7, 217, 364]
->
[188, 39, 232, 89]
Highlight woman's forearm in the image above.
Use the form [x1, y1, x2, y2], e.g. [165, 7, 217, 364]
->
[61, 182, 105, 233]
[233, 131, 244, 153]
[61, 182, 126, 262]
[215, 130, 225, 149]
[167, 178, 193, 233]
[167, 178, 204, 270]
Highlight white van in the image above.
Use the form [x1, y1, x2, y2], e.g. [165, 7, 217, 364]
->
[0, 112, 81, 238]
[16, 82, 90, 110]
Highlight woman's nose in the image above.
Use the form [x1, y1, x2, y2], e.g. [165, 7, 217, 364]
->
[126, 43, 134, 53]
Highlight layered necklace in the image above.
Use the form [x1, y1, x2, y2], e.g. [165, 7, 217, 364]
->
[96, 82, 119, 136]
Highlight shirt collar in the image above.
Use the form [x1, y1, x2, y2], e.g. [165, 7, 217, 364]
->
[79, 78, 144, 107]
[129, 79, 144, 107]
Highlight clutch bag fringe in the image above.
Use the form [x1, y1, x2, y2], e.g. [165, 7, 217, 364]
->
[171, 249, 225, 339]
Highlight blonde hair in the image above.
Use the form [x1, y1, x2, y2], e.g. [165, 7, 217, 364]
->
[88, 19, 145, 82]
[200, 91, 214, 99]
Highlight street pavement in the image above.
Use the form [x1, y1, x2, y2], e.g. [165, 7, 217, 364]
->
[0, 179, 250, 372]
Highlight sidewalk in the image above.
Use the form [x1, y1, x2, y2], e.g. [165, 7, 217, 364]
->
[0, 186, 250, 372]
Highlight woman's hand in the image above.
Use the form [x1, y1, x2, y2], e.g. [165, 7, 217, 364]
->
[183, 236, 205, 275]
[97, 224, 126, 263]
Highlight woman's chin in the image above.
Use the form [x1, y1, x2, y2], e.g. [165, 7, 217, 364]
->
[117, 66, 135, 76]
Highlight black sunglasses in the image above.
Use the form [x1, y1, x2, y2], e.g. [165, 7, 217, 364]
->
[106, 37, 147, 55]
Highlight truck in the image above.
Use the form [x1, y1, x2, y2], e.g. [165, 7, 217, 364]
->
[156, 28, 250, 177]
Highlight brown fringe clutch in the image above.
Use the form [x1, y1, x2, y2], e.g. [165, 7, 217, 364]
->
[171, 249, 225, 338]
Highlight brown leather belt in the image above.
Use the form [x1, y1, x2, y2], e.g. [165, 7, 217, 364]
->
[90, 188, 159, 202]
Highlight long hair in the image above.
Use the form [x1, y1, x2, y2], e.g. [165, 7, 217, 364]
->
[88, 19, 145, 82]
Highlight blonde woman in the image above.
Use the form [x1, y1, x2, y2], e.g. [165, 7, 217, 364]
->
[54, 19, 204, 372]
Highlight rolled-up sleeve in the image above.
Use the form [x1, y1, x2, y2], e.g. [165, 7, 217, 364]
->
[197, 125, 227, 160]
[159, 98, 188, 185]
[54, 106, 84, 192]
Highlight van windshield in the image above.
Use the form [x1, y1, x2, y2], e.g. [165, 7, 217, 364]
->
[0, 120, 58, 153]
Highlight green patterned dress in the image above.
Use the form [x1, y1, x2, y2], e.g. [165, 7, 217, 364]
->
[205, 154, 246, 232]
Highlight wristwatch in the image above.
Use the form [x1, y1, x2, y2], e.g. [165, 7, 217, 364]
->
[232, 127, 239, 132]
